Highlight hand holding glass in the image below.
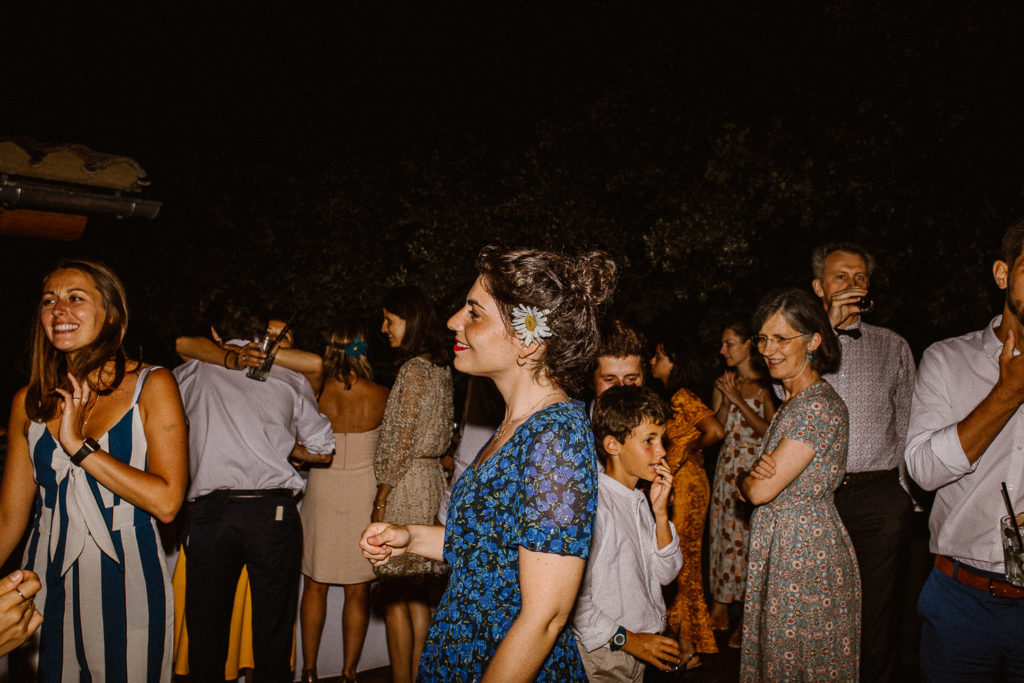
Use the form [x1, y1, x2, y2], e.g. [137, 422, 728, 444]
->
[246, 333, 278, 381]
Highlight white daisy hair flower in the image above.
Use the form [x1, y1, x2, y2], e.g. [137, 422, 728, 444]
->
[511, 304, 553, 347]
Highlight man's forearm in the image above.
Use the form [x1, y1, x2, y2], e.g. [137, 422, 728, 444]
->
[290, 444, 333, 464]
[956, 386, 1020, 465]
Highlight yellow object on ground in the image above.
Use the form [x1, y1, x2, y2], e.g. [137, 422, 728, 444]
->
[172, 548, 295, 678]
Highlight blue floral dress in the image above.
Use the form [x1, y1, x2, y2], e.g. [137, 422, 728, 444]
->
[418, 401, 597, 682]
[740, 381, 861, 682]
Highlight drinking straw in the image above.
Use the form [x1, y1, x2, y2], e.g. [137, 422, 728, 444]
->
[268, 307, 304, 354]
[1001, 482, 1023, 553]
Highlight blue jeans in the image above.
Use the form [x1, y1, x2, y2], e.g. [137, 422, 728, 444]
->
[918, 564, 1024, 682]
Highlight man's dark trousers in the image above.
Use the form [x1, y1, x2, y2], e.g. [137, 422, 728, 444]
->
[834, 469, 913, 682]
[185, 490, 302, 683]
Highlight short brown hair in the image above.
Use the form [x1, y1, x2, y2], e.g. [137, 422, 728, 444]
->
[596, 318, 646, 361]
[751, 288, 841, 375]
[475, 245, 617, 396]
[592, 385, 670, 466]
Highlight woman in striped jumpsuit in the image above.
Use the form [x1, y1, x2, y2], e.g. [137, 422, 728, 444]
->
[0, 259, 188, 681]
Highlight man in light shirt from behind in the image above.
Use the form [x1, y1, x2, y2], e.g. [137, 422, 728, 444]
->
[573, 385, 683, 681]
[173, 296, 335, 682]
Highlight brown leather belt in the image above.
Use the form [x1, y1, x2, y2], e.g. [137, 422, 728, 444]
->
[935, 555, 1024, 599]
[840, 468, 895, 487]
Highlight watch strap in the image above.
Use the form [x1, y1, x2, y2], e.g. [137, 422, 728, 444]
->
[609, 625, 627, 651]
[71, 438, 100, 466]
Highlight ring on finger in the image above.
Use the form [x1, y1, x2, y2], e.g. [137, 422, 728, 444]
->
[13, 587, 27, 602]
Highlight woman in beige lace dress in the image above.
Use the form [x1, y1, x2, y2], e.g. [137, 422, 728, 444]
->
[300, 323, 390, 683]
[373, 286, 453, 683]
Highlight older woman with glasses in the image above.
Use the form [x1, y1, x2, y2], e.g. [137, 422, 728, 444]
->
[738, 289, 861, 682]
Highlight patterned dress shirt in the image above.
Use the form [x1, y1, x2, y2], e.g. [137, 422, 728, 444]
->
[821, 320, 916, 475]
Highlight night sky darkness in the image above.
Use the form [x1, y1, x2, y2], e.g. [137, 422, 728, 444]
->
[4, 2, 1024, 413]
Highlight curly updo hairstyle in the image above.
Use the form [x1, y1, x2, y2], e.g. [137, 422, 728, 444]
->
[474, 245, 617, 396]
[751, 288, 841, 374]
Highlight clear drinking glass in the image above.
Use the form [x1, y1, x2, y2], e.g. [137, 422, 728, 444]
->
[245, 334, 277, 382]
[1001, 513, 1024, 588]
[661, 615, 682, 672]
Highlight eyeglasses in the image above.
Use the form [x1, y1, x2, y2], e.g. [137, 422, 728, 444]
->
[753, 333, 811, 351]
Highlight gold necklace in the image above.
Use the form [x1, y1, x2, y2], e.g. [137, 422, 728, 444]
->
[83, 394, 101, 427]
[494, 391, 564, 440]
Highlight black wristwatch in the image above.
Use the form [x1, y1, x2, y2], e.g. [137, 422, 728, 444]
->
[70, 438, 100, 466]
[609, 626, 627, 651]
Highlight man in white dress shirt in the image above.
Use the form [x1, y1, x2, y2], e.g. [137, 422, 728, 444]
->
[905, 220, 1024, 680]
[174, 298, 334, 683]
[905, 222, 1024, 679]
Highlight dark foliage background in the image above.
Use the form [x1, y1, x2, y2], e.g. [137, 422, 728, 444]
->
[3, 2, 1023, 417]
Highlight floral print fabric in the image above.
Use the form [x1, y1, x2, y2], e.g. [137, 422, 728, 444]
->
[740, 381, 861, 682]
[709, 393, 766, 603]
[418, 401, 597, 682]
[664, 387, 719, 655]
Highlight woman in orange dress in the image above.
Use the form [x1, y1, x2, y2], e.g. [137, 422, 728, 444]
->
[650, 336, 724, 672]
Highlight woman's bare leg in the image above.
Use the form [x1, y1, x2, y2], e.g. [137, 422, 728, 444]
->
[678, 637, 701, 670]
[384, 595, 414, 683]
[300, 575, 329, 673]
[408, 597, 432, 676]
[341, 582, 372, 677]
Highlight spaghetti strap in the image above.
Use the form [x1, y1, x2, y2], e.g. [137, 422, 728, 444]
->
[130, 365, 162, 407]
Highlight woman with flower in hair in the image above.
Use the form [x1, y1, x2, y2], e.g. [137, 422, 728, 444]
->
[361, 246, 617, 682]
[299, 323, 390, 683]
[373, 286, 454, 683]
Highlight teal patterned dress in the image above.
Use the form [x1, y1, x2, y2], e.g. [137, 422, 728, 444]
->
[418, 401, 597, 682]
[740, 381, 861, 682]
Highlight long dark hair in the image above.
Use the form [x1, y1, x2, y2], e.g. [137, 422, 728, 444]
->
[382, 285, 450, 367]
[653, 335, 701, 397]
[26, 259, 131, 422]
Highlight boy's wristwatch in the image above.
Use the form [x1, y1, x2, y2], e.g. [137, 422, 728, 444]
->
[609, 626, 627, 651]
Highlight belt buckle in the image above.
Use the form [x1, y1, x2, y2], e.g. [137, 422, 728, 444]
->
[988, 578, 1017, 598]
